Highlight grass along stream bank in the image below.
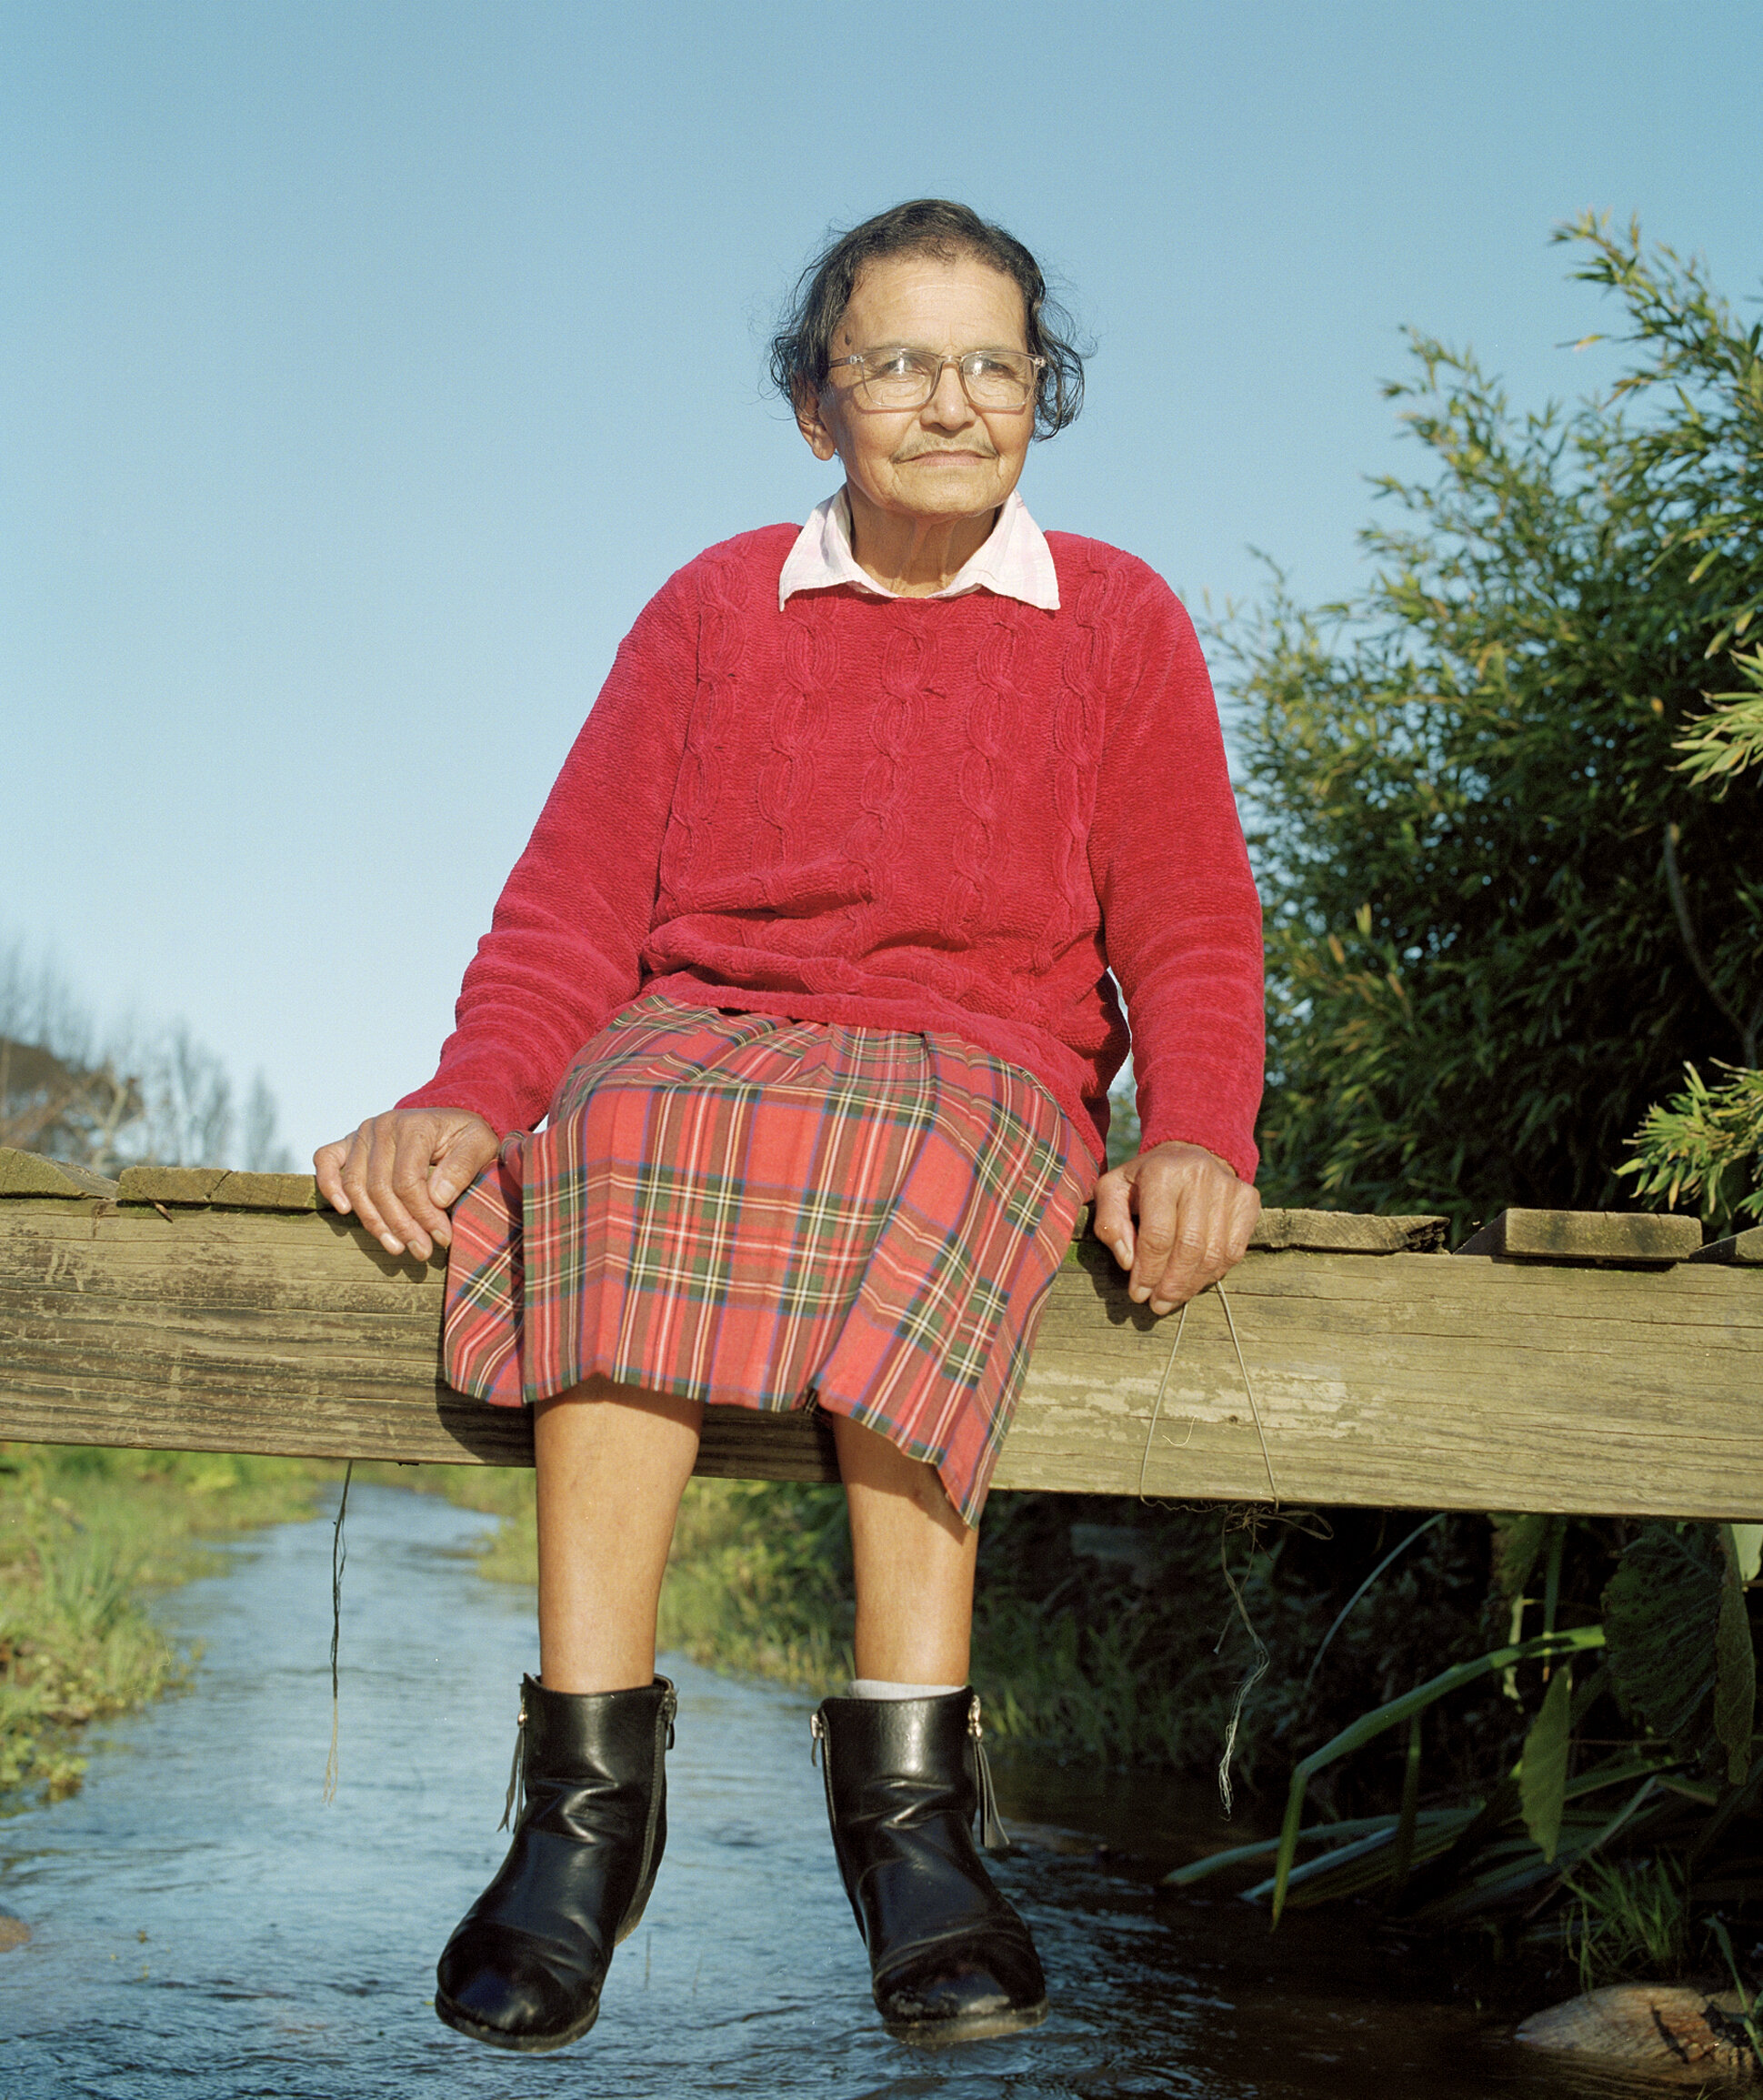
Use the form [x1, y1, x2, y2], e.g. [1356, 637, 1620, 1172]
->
[0, 1446, 507, 1804]
[5, 1450, 1397, 1807]
[0, 1444, 338, 1801]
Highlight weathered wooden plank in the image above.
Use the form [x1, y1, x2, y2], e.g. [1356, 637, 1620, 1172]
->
[115, 1166, 322, 1211]
[96, 1157, 1453, 1255]
[1691, 1224, 1763, 1267]
[0, 1197, 838, 1480]
[1453, 1208, 1702, 1264]
[0, 1149, 119, 1199]
[115, 1165, 230, 1203]
[1003, 1236, 1762, 1515]
[1248, 1211, 1448, 1254]
[2, 1196, 1758, 1515]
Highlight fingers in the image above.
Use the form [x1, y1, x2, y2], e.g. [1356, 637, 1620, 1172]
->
[321, 1115, 437, 1257]
[313, 1140, 352, 1215]
[1091, 1168, 1137, 1271]
[428, 1120, 502, 1211]
[1119, 1142, 1261, 1315]
[315, 1110, 496, 1260]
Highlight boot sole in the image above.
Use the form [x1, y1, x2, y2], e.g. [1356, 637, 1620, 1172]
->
[435, 1990, 601, 2054]
[884, 1997, 1048, 2047]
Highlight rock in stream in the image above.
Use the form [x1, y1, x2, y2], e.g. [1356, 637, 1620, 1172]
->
[1518, 1984, 1758, 2084]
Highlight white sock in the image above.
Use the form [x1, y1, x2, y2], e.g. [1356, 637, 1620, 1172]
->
[849, 1678, 964, 1700]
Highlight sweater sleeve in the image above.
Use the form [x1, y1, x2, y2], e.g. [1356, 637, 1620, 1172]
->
[396, 565, 698, 1137]
[1087, 568, 1266, 1181]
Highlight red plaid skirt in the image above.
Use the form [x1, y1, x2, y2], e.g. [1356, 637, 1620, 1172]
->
[441, 995, 1089, 1525]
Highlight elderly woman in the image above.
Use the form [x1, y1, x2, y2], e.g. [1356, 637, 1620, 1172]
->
[316, 198, 1264, 2055]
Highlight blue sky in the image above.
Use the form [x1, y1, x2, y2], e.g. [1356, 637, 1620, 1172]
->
[5, 0, 1761, 1161]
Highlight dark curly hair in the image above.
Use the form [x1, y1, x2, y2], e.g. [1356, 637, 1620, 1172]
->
[769, 199, 1086, 441]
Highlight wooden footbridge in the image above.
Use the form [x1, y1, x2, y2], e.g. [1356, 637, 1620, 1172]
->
[1, 1147, 1758, 1517]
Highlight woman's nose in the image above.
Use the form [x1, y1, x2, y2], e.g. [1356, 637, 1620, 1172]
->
[922, 360, 974, 426]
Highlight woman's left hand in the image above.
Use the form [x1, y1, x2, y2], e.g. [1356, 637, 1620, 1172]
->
[1091, 1140, 1262, 1314]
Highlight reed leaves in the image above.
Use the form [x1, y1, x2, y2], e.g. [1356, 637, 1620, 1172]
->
[1519, 1665, 1574, 1864]
[1170, 1508, 1763, 1954]
[1263, 1626, 1606, 1923]
[1716, 1526, 1758, 1785]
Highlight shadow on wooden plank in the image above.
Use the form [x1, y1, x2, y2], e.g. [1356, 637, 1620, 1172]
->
[430, 1391, 840, 1483]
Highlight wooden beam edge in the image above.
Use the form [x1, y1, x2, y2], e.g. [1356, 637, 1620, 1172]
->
[10, 1383, 1763, 1515]
[1071, 1201, 1449, 1258]
[115, 1166, 323, 1211]
[1, 1151, 1449, 1251]
[0, 1147, 120, 1200]
[1454, 1207, 1704, 1266]
[1690, 1224, 1763, 1267]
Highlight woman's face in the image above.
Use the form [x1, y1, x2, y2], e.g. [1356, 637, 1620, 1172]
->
[796, 252, 1036, 528]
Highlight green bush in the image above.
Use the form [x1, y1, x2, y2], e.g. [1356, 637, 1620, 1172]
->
[1227, 218, 1763, 1230]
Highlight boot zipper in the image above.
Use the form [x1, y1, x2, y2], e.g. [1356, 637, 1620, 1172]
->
[814, 1698, 1007, 1852]
[630, 1682, 678, 1904]
[497, 1693, 528, 1831]
[969, 1694, 1010, 1854]
[810, 1711, 836, 1834]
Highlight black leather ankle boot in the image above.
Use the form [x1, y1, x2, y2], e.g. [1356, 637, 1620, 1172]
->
[812, 1689, 1047, 2045]
[435, 1673, 676, 2052]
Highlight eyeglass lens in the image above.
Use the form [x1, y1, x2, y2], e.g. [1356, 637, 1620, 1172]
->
[854, 351, 1036, 410]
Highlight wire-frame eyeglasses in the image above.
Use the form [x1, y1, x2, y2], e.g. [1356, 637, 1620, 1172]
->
[826, 347, 1045, 412]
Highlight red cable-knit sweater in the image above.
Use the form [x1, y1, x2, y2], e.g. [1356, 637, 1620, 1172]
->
[399, 526, 1266, 1179]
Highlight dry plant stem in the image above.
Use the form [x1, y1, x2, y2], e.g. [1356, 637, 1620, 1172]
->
[534, 1380, 703, 1693]
[832, 1412, 979, 1685]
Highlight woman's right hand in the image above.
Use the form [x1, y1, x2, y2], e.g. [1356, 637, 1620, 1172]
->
[313, 1108, 501, 1261]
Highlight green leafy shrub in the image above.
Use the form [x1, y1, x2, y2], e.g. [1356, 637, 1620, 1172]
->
[1227, 218, 1763, 1231]
[656, 1479, 856, 1689]
[1622, 1062, 1763, 1234]
[1172, 1516, 1761, 1960]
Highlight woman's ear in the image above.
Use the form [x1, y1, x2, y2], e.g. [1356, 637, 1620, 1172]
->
[794, 381, 840, 463]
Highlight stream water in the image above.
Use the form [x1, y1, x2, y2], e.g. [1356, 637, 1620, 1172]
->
[0, 1485, 1682, 2097]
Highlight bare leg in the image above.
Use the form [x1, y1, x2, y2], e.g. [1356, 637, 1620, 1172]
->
[817, 1417, 1044, 2043]
[832, 1413, 979, 1684]
[534, 1377, 702, 1693]
[436, 1376, 697, 2050]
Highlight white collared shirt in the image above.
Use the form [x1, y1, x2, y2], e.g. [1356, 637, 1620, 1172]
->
[777, 487, 1060, 612]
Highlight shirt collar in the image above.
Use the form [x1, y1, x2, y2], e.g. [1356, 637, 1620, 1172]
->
[777, 486, 1059, 612]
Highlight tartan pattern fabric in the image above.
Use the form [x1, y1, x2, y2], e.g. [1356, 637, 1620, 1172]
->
[440, 994, 1088, 1526]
